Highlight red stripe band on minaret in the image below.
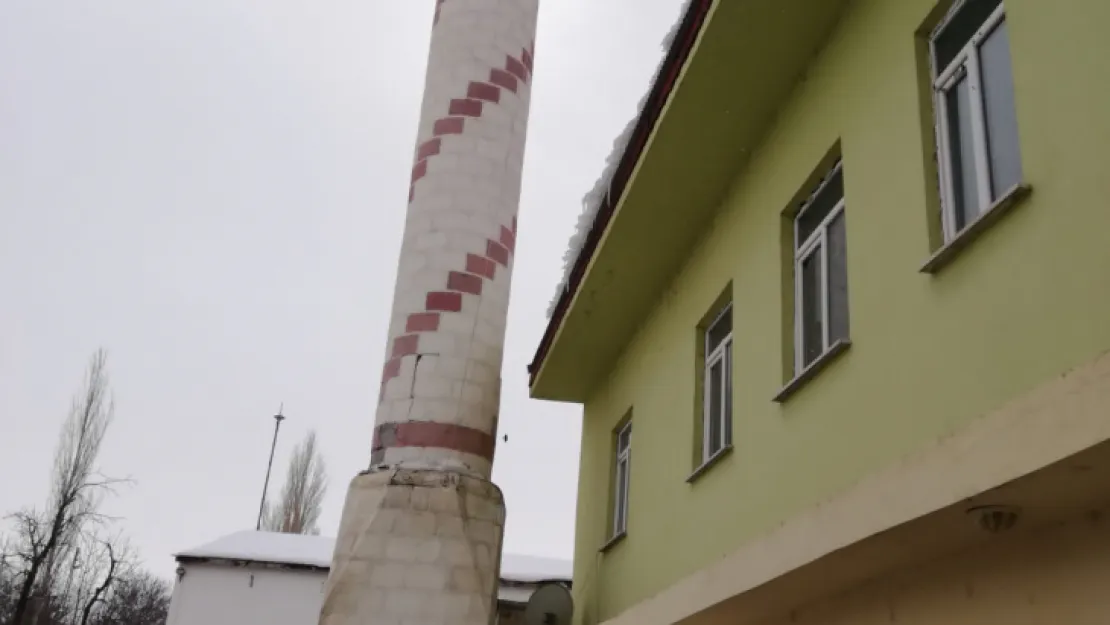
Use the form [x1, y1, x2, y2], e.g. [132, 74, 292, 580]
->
[370, 422, 496, 463]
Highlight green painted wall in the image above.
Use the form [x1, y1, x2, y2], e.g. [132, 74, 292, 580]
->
[569, 0, 1110, 621]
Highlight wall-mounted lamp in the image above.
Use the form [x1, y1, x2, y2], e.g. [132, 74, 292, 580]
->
[967, 504, 1021, 533]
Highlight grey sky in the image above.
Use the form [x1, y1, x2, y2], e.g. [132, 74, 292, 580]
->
[0, 0, 681, 576]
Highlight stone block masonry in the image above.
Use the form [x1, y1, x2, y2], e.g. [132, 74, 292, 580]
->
[319, 0, 540, 623]
[319, 470, 506, 625]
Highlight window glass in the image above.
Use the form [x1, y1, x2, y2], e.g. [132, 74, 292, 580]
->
[617, 425, 630, 453]
[934, 0, 1004, 70]
[827, 211, 850, 344]
[797, 167, 844, 244]
[614, 460, 627, 533]
[979, 19, 1021, 197]
[946, 76, 982, 229]
[708, 360, 723, 453]
[801, 251, 824, 366]
[706, 308, 732, 354]
[723, 349, 732, 443]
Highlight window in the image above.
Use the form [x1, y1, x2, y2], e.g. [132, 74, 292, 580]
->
[702, 306, 732, 462]
[931, 0, 1022, 240]
[794, 160, 850, 373]
[612, 421, 632, 538]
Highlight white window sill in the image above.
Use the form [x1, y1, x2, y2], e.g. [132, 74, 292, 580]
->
[920, 183, 1032, 274]
[686, 444, 733, 484]
[773, 339, 852, 403]
[599, 530, 627, 554]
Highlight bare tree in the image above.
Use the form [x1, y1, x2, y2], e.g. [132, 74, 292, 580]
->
[8, 349, 122, 625]
[262, 430, 328, 535]
[78, 535, 135, 625]
[1, 529, 163, 625]
[1, 536, 17, 624]
[89, 569, 170, 625]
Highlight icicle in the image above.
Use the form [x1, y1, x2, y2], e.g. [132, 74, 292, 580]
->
[546, 0, 694, 318]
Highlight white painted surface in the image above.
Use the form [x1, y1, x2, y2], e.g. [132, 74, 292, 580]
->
[167, 530, 572, 625]
[166, 553, 562, 625]
[167, 561, 327, 625]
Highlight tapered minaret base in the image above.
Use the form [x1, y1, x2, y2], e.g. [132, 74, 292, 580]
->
[319, 469, 506, 625]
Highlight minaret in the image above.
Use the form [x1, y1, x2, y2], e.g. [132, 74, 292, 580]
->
[318, 1, 539, 623]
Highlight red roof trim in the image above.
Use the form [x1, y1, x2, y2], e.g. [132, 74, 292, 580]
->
[528, 0, 715, 385]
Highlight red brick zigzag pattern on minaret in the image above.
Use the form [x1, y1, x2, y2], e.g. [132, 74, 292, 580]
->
[378, 47, 534, 406]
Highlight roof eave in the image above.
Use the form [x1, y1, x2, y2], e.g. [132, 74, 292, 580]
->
[175, 554, 331, 573]
[526, 0, 715, 388]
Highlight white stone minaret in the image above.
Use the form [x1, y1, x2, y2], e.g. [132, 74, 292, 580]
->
[318, 1, 539, 623]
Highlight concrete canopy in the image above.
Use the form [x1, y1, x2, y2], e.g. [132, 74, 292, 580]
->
[529, 0, 852, 402]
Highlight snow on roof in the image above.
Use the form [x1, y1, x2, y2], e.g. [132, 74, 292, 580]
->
[499, 553, 573, 584]
[176, 530, 335, 569]
[546, 0, 695, 318]
[175, 530, 572, 583]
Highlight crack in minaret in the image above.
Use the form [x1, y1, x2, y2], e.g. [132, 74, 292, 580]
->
[408, 353, 423, 400]
[403, 351, 441, 423]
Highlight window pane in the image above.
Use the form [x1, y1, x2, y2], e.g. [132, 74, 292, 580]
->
[979, 19, 1021, 198]
[707, 360, 723, 455]
[801, 250, 824, 367]
[707, 308, 732, 353]
[933, 0, 1003, 70]
[617, 425, 630, 453]
[827, 211, 850, 343]
[945, 75, 982, 230]
[797, 166, 844, 244]
[724, 349, 732, 446]
[614, 460, 628, 533]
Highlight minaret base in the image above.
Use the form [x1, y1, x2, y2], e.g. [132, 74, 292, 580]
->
[319, 468, 506, 625]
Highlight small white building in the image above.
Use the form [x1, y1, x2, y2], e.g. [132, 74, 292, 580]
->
[166, 530, 571, 625]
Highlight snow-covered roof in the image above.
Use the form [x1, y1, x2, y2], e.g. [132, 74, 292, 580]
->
[175, 530, 572, 584]
[499, 553, 573, 584]
[546, 0, 695, 318]
[176, 530, 335, 569]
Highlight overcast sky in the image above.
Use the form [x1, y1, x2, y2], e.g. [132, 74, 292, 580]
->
[0, 0, 682, 576]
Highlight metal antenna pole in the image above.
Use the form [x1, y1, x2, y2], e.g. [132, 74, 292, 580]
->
[256, 404, 286, 531]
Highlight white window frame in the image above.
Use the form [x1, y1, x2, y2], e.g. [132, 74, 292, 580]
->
[612, 421, 631, 537]
[793, 161, 846, 375]
[931, 0, 1008, 241]
[702, 305, 732, 463]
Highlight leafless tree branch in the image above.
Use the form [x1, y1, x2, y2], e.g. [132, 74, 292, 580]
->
[79, 534, 135, 625]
